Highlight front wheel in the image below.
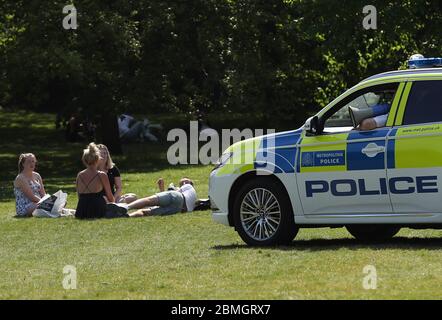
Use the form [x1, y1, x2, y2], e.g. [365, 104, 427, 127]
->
[233, 177, 298, 246]
[346, 225, 401, 242]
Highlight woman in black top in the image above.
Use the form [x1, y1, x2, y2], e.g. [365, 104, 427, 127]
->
[76, 143, 114, 219]
[97, 144, 138, 204]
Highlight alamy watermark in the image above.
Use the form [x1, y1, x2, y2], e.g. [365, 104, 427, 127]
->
[362, 265, 377, 290]
[62, 265, 77, 290]
[167, 121, 276, 173]
[62, 5, 377, 32]
[63, 5, 78, 30]
[362, 5, 377, 30]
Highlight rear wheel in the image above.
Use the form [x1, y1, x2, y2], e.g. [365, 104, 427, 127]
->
[346, 225, 401, 241]
[233, 177, 298, 246]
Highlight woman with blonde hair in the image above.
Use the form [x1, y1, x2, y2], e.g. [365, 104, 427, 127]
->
[13, 153, 46, 217]
[75, 143, 114, 219]
[96, 144, 137, 204]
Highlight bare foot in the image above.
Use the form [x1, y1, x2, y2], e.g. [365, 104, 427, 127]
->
[157, 178, 165, 191]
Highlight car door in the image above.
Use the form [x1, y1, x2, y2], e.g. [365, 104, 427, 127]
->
[387, 80, 442, 214]
[296, 82, 404, 216]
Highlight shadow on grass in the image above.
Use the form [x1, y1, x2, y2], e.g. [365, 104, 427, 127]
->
[213, 237, 442, 252]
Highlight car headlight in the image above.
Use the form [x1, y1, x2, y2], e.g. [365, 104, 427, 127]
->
[213, 152, 233, 170]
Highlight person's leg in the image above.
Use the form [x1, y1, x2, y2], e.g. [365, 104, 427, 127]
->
[129, 208, 151, 217]
[121, 122, 144, 142]
[127, 195, 159, 210]
[118, 193, 138, 204]
[149, 206, 181, 216]
[25, 203, 38, 217]
[143, 131, 158, 142]
[142, 192, 183, 216]
[127, 192, 182, 218]
[129, 205, 179, 217]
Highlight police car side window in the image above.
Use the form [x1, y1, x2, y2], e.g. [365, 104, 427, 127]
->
[403, 81, 442, 125]
[323, 85, 398, 132]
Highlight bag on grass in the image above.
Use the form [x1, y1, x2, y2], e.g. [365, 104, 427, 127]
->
[33, 190, 68, 218]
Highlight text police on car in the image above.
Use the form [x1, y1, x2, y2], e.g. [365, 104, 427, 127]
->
[209, 55, 442, 246]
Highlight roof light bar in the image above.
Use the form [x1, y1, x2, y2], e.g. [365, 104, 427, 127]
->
[408, 56, 442, 69]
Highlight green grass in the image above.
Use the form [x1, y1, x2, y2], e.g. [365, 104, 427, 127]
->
[0, 110, 441, 299]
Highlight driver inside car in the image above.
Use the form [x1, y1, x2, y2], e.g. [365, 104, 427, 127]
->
[353, 92, 392, 131]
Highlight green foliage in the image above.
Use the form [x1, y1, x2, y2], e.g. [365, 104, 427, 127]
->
[1, 1, 442, 127]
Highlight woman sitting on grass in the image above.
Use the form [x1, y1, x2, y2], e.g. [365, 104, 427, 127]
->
[96, 144, 137, 204]
[13, 153, 46, 217]
[75, 143, 114, 219]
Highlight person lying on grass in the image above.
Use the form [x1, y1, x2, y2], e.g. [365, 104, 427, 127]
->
[107, 177, 197, 217]
[13, 153, 47, 217]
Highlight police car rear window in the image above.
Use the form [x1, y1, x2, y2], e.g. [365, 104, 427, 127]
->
[403, 81, 442, 125]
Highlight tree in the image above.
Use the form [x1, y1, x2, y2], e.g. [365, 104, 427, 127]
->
[1, 0, 442, 144]
[2, 1, 142, 153]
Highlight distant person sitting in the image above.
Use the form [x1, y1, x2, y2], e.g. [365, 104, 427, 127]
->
[66, 114, 82, 142]
[107, 178, 197, 217]
[65, 113, 96, 142]
[350, 92, 392, 131]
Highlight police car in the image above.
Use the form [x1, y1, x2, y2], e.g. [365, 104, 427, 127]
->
[209, 56, 442, 245]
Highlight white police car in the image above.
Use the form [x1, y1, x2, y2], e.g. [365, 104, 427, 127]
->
[209, 56, 442, 245]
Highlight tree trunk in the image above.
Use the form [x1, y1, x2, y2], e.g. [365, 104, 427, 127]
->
[101, 113, 123, 154]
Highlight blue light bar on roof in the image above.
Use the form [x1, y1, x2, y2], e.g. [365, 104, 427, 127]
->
[408, 57, 442, 69]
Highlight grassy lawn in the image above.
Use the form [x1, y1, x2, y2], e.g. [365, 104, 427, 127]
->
[0, 109, 441, 299]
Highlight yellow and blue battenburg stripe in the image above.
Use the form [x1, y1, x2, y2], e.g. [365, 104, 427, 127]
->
[219, 128, 400, 175]
[295, 128, 392, 173]
[218, 124, 442, 176]
[255, 129, 302, 173]
[254, 128, 394, 173]
[347, 128, 389, 170]
[296, 133, 348, 173]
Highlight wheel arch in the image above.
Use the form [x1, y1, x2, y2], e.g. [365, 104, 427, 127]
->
[227, 171, 293, 227]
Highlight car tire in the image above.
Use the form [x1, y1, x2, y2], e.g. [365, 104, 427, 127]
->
[346, 225, 401, 242]
[233, 177, 298, 246]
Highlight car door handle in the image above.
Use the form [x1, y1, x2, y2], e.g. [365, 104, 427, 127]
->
[361, 143, 385, 158]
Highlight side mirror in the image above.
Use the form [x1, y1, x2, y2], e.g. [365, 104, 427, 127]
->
[304, 116, 319, 135]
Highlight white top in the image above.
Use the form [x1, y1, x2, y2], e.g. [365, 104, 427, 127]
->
[374, 113, 388, 127]
[118, 114, 134, 136]
[179, 183, 197, 212]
